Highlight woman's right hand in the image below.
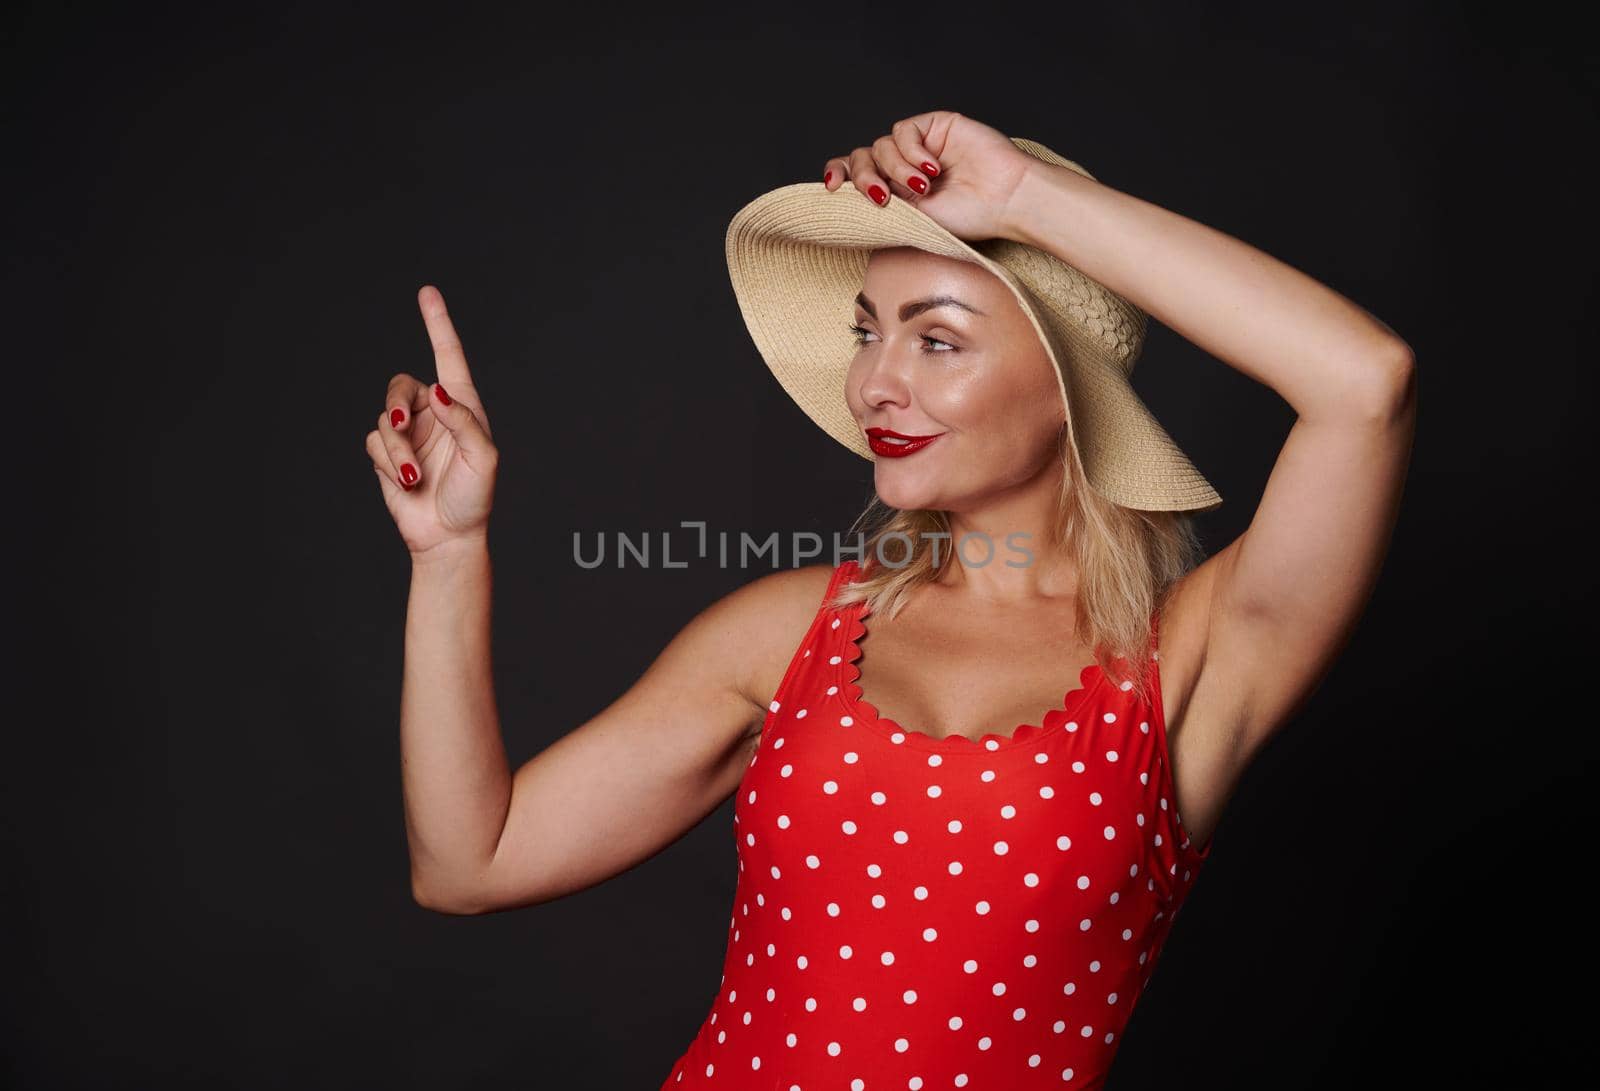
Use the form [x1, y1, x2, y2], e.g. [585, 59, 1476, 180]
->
[365, 286, 499, 559]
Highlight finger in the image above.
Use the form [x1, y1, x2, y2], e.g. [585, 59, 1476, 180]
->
[890, 117, 942, 187]
[377, 408, 421, 490]
[384, 372, 428, 432]
[420, 373, 492, 441]
[371, 457, 402, 506]
[821, 154, 850, 191]
[848, 147, 893, 207]
[368, 423, 414, 492]
[425, 381, 499, 472]
[417, 285, 475, 389]
[365, 427, 393, 479]
[368, 419, 416, 489]
[872, 134, 925, 201]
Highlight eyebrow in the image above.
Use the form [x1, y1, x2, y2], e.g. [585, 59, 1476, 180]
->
[855, 292, 988, 322]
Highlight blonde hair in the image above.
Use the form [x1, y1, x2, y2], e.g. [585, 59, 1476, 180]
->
[824, 425, 1206, 705]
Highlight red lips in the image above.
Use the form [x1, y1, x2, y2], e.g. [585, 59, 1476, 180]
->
[866, 426, 944, 458]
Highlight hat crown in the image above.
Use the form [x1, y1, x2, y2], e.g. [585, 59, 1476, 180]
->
[987, 138, 1149, 380]
[972, 236, 1148, 379]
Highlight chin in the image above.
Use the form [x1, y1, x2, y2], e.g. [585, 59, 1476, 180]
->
[873, 469, 946, 512]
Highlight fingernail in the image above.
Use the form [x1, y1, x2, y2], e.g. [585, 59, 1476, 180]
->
[824, 170, 833, 186]
[400, 463, 419, 487]
[390, 408, 405, 428]
[868, 184, 887, 206]
[920, 161, 939, 176]
[434, 383, 452, 406]
[907, 175, 928, 194]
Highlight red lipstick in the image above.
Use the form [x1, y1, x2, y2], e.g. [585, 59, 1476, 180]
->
[866, 427, 944, 458]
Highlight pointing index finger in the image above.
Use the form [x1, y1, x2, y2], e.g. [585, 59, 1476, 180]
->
[417, 285, 474, 387]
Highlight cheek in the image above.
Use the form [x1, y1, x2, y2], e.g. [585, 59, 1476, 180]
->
[945, 369, 1064, 456]
[931, 367, 1041, 431]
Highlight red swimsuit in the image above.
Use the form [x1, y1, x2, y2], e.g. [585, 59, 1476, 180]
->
[661, 559, 1212, 1090]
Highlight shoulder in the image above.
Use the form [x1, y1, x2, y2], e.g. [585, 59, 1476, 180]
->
[715, 563, 841, 734]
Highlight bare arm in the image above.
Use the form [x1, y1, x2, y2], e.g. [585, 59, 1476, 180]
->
[376, 289, 834, 917]
[401, 537, 511, 910]
[406, 558, 831, 915]
[1002, 158, 1416, 846]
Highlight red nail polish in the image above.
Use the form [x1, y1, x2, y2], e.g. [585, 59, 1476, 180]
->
[920, 161, 939, 176]
[434, 383, 452, 406]
[390, 408, 404, 428]
[907, 175, 928, 194]
[824, 170, 833, 185]
[868, 184, 887, 205]
[400, 463, 418, 487]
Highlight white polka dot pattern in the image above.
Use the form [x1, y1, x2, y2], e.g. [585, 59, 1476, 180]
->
[660, 561, 1211, 1089]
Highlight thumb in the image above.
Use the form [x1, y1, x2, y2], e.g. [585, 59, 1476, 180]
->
[427, 382, 496, 467]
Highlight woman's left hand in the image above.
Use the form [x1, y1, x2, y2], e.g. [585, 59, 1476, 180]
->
[822, 110, 1040, 242]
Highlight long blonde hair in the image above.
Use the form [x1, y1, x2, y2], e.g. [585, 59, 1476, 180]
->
[823, 425, 1206, 705]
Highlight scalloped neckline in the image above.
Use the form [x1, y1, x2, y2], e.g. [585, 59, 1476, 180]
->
[833, 579, 1109, 755]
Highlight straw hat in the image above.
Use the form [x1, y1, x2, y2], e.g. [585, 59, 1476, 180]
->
[723, 136, 1222, 513]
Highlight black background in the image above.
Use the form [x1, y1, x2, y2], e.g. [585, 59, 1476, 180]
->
[6, 1, 1594, 1087]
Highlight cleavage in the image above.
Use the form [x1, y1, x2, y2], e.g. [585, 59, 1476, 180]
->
[853, 601, 1096, 744]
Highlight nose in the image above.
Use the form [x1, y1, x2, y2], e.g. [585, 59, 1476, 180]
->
[855, 339, 916, 414]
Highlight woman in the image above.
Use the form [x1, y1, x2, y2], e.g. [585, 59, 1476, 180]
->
[364, 111, 1414, 1089]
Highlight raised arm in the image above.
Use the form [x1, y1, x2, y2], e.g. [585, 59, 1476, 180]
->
[367, 287, 837, 916]
[1002, 153, 1416, 844]
[408, 561, 833, 916]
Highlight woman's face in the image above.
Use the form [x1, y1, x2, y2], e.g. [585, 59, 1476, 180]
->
[844, 247, 1067, 513]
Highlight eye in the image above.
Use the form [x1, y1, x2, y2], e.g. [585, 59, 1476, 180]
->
[846, 324, 955, 353]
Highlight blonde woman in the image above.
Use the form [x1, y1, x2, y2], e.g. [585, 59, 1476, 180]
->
[365, 110, 1414, 1089]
